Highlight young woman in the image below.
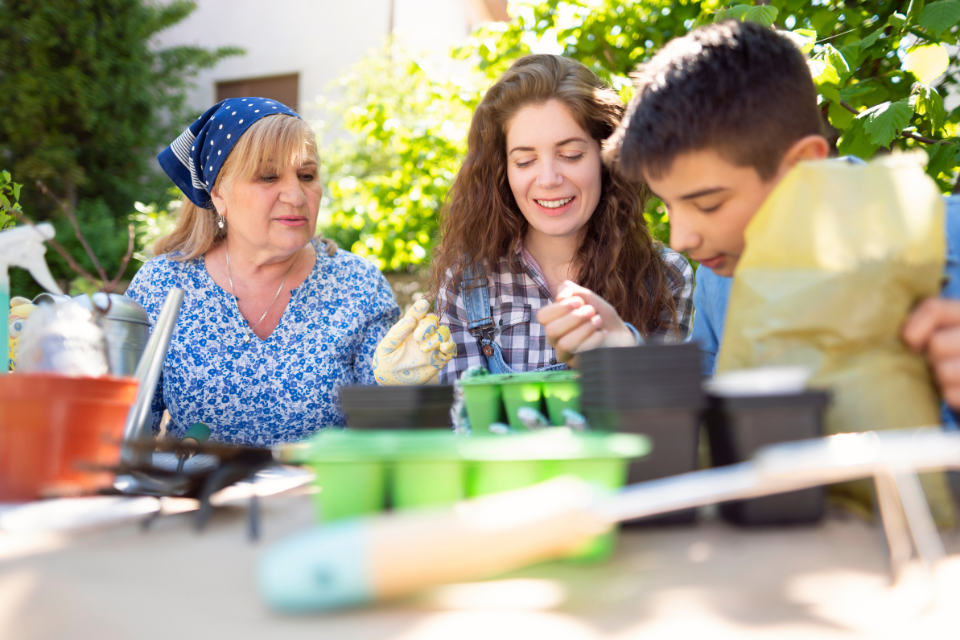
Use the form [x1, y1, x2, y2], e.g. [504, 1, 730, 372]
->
[425, 54, 693, 383]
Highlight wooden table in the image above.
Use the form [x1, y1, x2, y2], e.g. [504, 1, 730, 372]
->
[2, 487, 959, 639]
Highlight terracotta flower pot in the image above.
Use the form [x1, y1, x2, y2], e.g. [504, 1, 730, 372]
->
[0, 373, 138, 501]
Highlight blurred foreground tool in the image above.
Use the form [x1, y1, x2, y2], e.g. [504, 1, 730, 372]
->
[119, 288, 184, 467]
[259, 428, 960, 612]
[176, 422, 211, 474]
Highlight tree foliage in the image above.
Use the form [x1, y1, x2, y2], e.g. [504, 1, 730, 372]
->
[0, 0, 241, 294]
[0, 171, 23, 231]
[318, 50, 477, 272]
[299, 2, 960, 271]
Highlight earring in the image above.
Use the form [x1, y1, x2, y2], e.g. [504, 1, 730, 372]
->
[217, 213, 225, 230]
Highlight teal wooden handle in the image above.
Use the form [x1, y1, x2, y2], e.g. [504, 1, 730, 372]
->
[258, 520, 373, 612]
[181, 422, 210, 445]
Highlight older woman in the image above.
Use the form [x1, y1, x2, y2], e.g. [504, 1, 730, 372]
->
[126, 97, 399, 446]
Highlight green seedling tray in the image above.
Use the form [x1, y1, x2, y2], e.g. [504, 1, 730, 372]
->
[461, 371, 581, 433]
[305, 430, 463, 520]
[300, 428, 649, 564]
[461, 384, 505, 435]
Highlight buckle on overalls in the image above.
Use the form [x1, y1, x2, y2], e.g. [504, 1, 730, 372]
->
[470, 317, 497, 358]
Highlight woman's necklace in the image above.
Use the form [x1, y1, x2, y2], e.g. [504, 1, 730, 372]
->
[225, 246, 299, 343]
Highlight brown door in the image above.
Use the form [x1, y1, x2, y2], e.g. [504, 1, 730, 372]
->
[216, 73, 299, 113]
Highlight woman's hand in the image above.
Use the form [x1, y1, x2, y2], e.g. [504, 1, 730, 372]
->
[537, 281, 637, 364]
[373, 300, 457, 385]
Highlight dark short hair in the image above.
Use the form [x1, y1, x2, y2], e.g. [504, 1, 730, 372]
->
[606, 20, 824, 181]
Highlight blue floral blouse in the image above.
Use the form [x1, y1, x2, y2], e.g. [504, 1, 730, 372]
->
[125, 243, 399, 446]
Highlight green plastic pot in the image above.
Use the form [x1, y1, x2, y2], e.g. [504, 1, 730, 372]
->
[389, 432, 466, 509]
[392, 460, 465, 508]
[542, 380, 581, 426]
[500, 382, 544, 430]
[305, 430, 396, 522]
[467, 460, 544, 496]
[311, 460, 386, 521]
[460, 383, 505, 435]
[541, 458, 628, 561]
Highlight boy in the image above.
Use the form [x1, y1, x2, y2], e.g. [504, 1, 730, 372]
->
[540, 20, 960, 416]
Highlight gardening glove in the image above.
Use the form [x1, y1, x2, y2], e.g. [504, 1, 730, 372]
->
[8, 296, 37, 372]
[373, 299, 457, 385]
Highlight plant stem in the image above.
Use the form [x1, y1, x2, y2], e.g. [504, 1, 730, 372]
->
[36, 180, 110, 286]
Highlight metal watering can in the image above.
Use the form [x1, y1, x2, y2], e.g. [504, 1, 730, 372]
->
[33, 292, 150, 377]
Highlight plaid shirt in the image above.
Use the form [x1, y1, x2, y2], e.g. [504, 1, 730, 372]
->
[437, 246, 694, 383]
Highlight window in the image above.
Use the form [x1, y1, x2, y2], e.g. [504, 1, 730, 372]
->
[217, 73, 299, 113]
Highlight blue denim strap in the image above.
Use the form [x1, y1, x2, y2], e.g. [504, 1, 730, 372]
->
[457, 260, 568, 375]
[460, 263, 495, 338]
[459, 262, 497, 364]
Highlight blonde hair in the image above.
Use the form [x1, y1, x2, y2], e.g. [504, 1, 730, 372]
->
[154, 114, 336, 260]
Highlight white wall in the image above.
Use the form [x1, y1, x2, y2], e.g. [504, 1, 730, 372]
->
[153, 0, 478, 129]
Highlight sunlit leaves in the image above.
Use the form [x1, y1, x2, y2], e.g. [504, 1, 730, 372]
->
[910, 83, 946, 133]
[784, 28, 816, 54]
[903, 43, 950, 84]
[837, 116, 881, 159]
[858, 28, 884, 49]
[862, 99, 915, 146]
[823, 45, 852, 83]
[318, 47, 474, 272]
[887, 12, 907, 30]
[324, 0, 960, 272]
[828, 101, 855, 130]
[809, 45, 854, 107]
[0, 170, 23, 231]
[742, 5, 779, 27]
[925, 142, 960, 189]
[716, 4, 778, 27]
[809, 59, 841, 87]
[918, 0, 960, 34]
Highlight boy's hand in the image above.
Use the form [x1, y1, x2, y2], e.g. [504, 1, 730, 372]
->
[902, 298, 960, 409]
[373, 300, 457, 385]
[537, 282, 637, 365]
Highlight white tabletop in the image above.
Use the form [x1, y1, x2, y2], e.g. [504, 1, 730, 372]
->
[2, 485, 960, 639]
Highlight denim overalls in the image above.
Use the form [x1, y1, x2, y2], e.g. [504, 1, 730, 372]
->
[458, 263, 569, 375]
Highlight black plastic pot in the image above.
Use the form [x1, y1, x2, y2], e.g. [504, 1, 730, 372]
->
[583, 403, 704, 525]
[578, 344, 706, 525]
[340, 385, 454, 429]
[705, 391, 829, 526]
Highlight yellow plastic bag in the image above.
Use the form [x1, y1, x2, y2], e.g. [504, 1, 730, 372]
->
[717, 155, 954, 526]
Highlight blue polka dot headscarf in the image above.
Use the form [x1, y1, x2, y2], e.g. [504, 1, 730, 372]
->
[158, 97, 300, 209]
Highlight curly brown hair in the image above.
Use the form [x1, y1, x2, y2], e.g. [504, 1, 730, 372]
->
[428, 54, 676, 335]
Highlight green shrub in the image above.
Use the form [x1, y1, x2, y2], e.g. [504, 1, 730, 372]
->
[318, 48, 478, 272]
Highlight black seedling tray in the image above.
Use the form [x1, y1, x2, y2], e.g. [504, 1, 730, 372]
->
[577, 343, 703, 368]
[580, 376, 705, 410]
[345, 405, 453, 430]
[706, 391, 829, 526]
[585, 404, 703, 525]
[340, 385, 454, 410]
